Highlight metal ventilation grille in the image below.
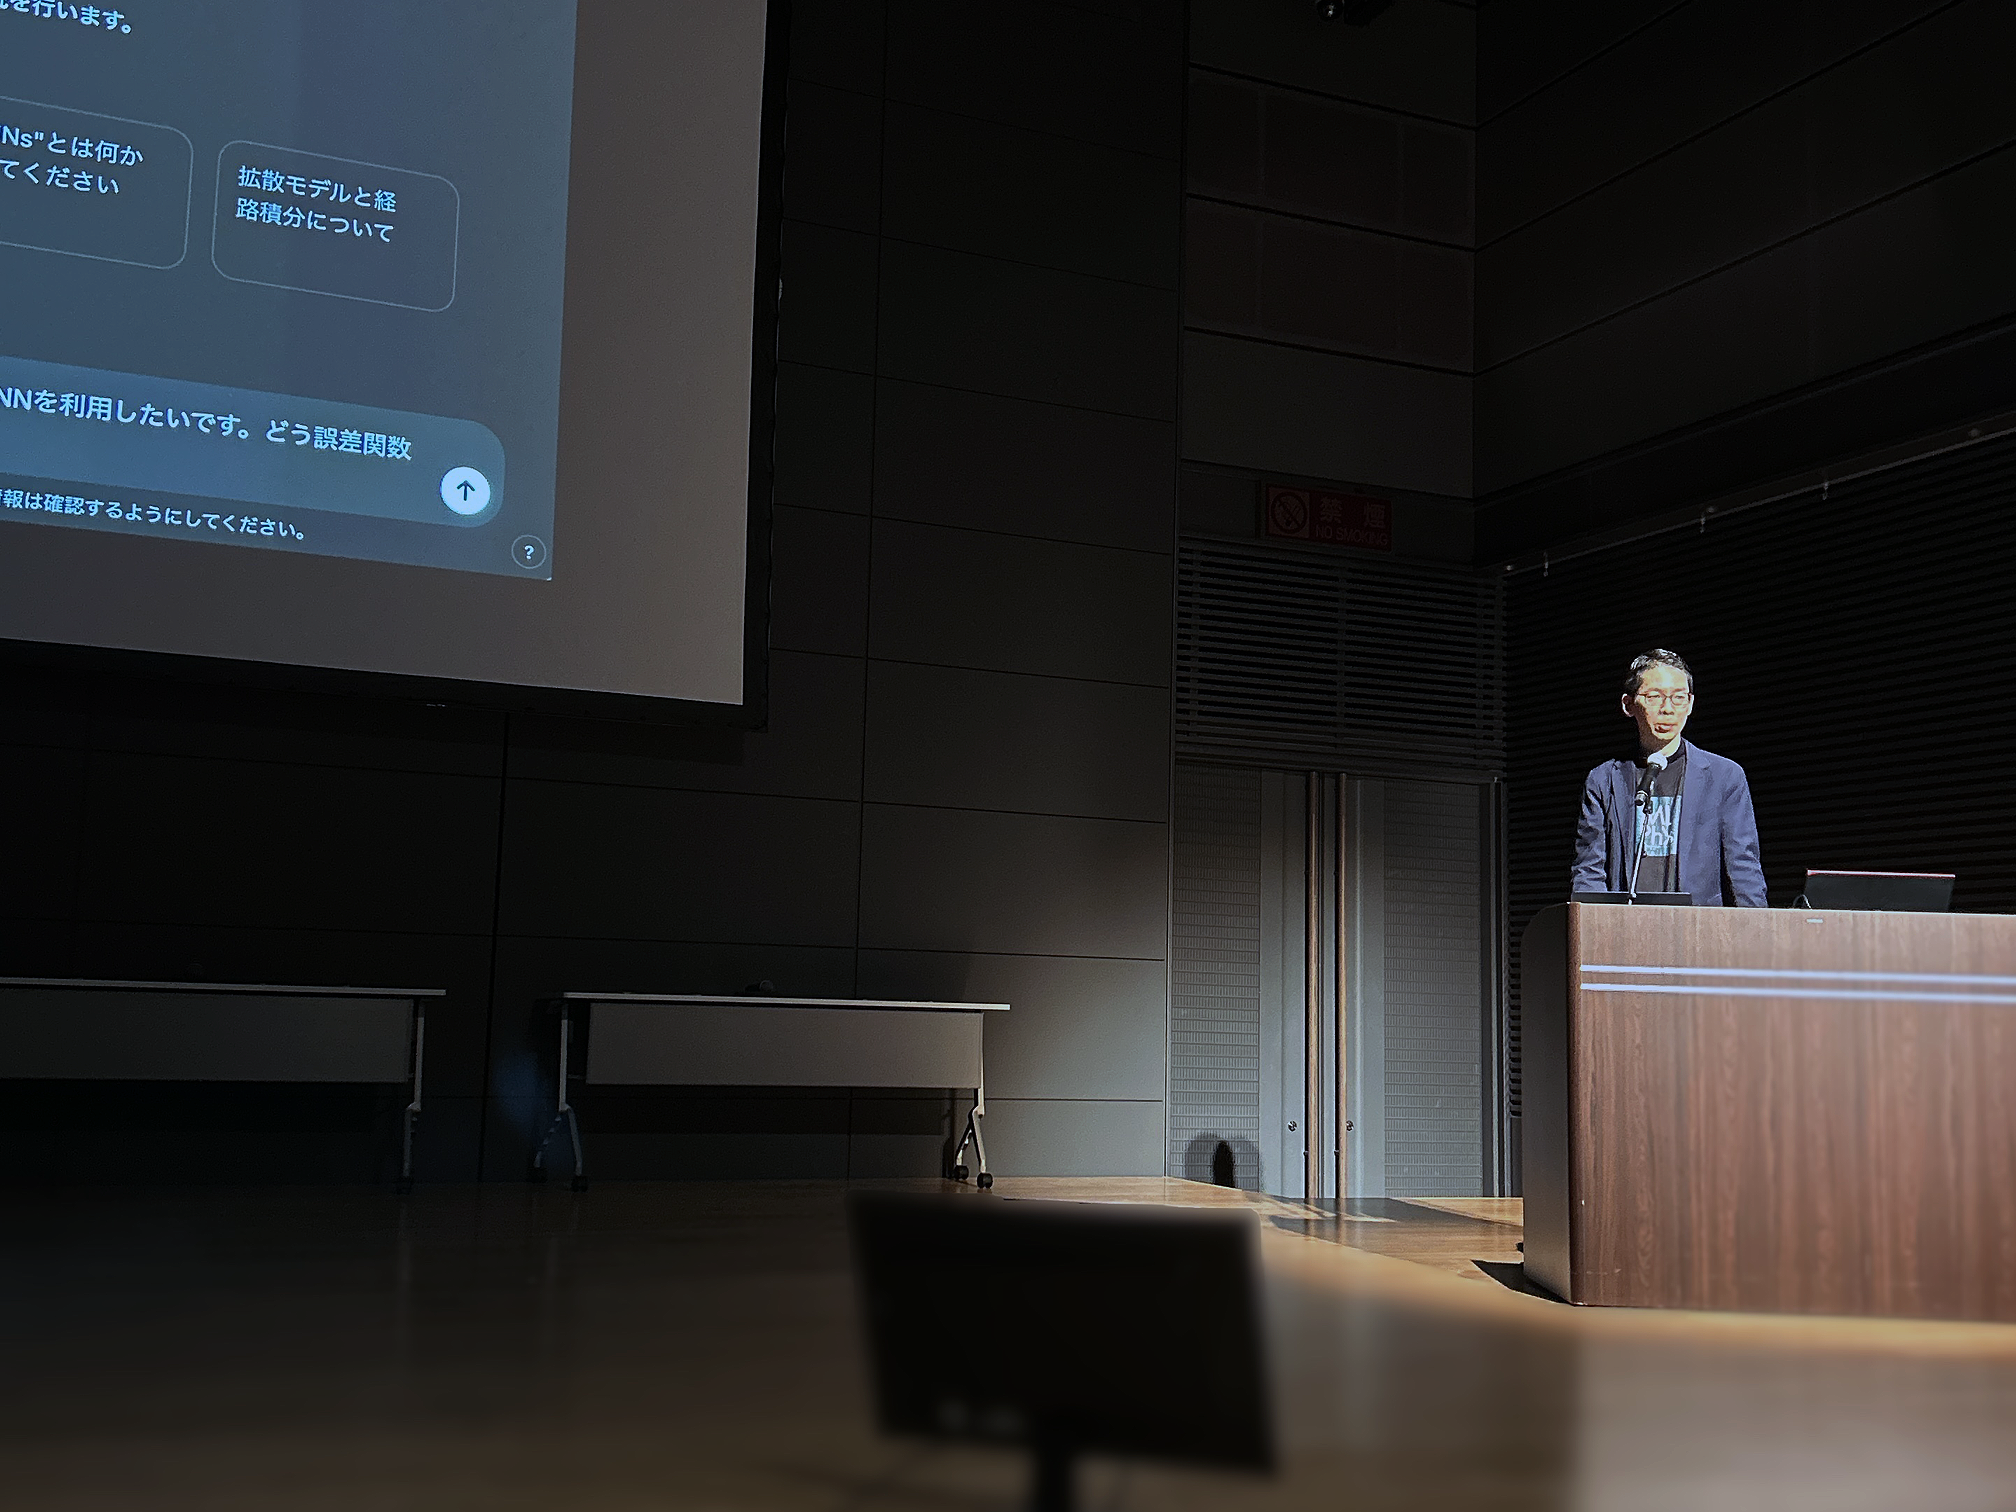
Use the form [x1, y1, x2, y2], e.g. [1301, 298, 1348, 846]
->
[1176, 543, 1341, 757]
[1169, 763, 1263, 1187]
[1504, 434, 2016, 1124]
[1175, 538, 1504, 774]
[1382, 778, 1487, 1195]
[1344, 558, 1506, 768]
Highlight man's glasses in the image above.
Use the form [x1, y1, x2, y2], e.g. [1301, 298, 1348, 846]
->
[1634, 691, 1692, 710]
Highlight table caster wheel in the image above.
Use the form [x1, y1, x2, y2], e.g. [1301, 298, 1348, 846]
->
[395, 1179, 413, 1196]
[953, 1164, 969, 1182]
[569, 1177, 590, 1193]
[976, 1172, 994, 1189]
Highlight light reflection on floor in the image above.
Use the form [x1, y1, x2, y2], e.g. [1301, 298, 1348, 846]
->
[3, 1178, 2013, 1510]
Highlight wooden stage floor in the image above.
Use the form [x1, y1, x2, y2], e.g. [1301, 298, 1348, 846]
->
[7, 1177, 2016, 1510]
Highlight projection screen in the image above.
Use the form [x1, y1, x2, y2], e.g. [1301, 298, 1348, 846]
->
[0, 0, 780, 718]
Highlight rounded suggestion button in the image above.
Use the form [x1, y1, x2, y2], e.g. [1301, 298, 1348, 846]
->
[440, 466, 491, 516]
[510, 534, 548, 570]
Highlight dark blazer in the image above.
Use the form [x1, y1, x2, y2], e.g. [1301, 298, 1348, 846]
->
[1570, 740, 1767, 907]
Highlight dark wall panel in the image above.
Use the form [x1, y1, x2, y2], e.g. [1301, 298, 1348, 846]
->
[1186, 201, 1260, 328]
[863, 662, 1170, 822]
[1191, 0, 1477, 126]
[82, 681, 505, 776]
[781, 80, 884, 235]
[868, 521, 1172, 685]
[789, 0, 888, 94]
[80, 757, 500, 937]
[873, 381, 1176, 549]
[774, 363, 876, 515]
[1481, 1, 2016, 368]
[1257, 216, 1401, 354]
[1472, 320, 2016, 562]
[771, 505, 872, 657]
[1477, 0, 2016, 532]
[1483, 105, 1811, 365]
[1403, 119, 1477, 245]
[881, 105, 1180, 287]
[510, 652, 865, 802]
[1187, 72, 1262, 199]
[1477, 0, 1677, 123]
[499, 784, 863, 946]
[877, 243, 1179, 418]
[886, 0, 1183, 158]
[1479, 139, 2016, 498]
[859, 805, 1169, 959]
[1809, 146, 2016, 373]
[1187, 204, 1474, 368]
[1189, 74, 1474, 246]
[1477, 247, 1810, 494]
[1480, 0, 1948, 239]
[0, 742, 88, 919]
[1264, 89, 1402, 227]
[1184, 332, 1472, 495]
[778, 221, 882, 373]
[1183, 2, 1476, 511]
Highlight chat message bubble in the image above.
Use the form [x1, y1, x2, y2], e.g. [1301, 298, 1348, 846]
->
[0, 351, 506, 530]
[0, 94, 192, 268]
[211, 141, 460, 311]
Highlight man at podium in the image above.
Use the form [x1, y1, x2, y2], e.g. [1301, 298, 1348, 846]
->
[1571, 649, 1766, 906]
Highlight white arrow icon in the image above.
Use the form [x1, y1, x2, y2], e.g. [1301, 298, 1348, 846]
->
[440, 466, 491, 516]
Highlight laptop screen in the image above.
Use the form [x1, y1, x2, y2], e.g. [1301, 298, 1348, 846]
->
[1801, 871, 1955, 912]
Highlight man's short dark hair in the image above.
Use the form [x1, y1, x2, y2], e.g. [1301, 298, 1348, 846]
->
[1623, 648, 1694, 698]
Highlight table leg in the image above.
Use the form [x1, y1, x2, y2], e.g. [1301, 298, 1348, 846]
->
[531, 1003, 588, 1190]
[398, 1002, 425, 1194]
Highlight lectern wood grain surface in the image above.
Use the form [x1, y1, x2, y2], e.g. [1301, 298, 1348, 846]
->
[1522, 903, 2016, 1320]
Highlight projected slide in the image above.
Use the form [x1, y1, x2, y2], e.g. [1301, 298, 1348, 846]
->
[0, 1, 771, 709]
[0, 0, 575, 579]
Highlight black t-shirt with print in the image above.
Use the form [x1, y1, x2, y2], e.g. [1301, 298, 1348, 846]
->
[1630, 748, 1688, 895]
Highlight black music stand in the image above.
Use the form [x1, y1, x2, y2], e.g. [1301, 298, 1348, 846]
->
[849, 1192, 1272, 1511]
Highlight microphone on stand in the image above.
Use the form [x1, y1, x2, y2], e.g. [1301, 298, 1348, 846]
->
[1639, 749, 1667, 814]
[1627, 750, 1666, 901]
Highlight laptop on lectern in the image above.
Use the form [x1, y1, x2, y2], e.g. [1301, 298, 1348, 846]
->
[1798, 870, 1955, 912]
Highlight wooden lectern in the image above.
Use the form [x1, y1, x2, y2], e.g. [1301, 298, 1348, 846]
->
[1522, 902, 2016, 1320]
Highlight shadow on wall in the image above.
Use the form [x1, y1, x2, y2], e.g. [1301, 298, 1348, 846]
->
[1183, 1133, 1263, 1191]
